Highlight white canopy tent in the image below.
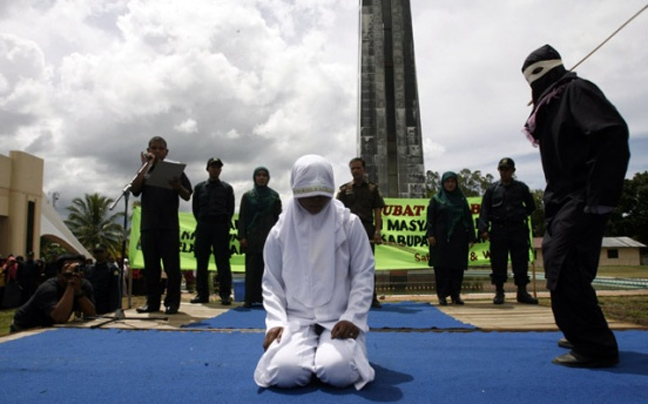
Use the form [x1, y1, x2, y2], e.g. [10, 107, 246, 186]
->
[40, 194, 92, 258]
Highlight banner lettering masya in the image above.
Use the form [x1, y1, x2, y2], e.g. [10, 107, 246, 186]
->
[128, 197, 533, 271]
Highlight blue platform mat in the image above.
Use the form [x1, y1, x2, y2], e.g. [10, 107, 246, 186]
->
[1, 328, 646, 403]
[182, 301, 475, 330]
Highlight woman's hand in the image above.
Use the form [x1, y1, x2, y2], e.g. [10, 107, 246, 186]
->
[263, 327, 284, 351]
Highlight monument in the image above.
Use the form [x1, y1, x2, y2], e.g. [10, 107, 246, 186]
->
[358, 0, 426, 198]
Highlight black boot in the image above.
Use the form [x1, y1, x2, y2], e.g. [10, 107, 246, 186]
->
[517, 285, 538, 304]
[493, 284, 505, 305]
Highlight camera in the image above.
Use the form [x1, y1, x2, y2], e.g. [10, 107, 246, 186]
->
[58, 254, 87, 277]
[62, 264, 84, 277]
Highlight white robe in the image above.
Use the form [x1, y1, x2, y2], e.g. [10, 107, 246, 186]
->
[254, 199, 375, 390]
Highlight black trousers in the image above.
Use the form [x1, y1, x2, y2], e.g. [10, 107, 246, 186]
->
[489, 222, 530, 286]
[141, 230, 182, 309]
[434, 266, 464, 299]
[244, 252, 264, 304]
[546, 209, 618, 358]
[194, 221, 232, 300]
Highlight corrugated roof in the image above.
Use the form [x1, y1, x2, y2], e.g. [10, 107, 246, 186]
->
[601, 236, 647, 248]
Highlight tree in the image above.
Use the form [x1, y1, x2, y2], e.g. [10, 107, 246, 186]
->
[457, 169, 495, 197]
[425, 170, 440, 197]
[607, 172, 648, 245]
[529, 189, 545, 237]
[426, 168, 546, 237]
[64, 193, 125, 256]
[425, 168, 494, 197]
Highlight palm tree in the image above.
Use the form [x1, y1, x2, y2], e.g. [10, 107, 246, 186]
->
[64, 193, 125, 256]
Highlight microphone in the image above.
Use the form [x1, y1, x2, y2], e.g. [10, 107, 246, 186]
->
[144, 152, 154, 161]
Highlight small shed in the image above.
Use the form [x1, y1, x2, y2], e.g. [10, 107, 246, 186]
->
[533, 236, 646, 267]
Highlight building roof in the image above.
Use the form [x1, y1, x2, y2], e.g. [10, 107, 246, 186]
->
[532, 237, 646, 249]
[601, 237, 647, 248]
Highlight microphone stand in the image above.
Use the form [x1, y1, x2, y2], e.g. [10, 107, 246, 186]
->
[91, 165, 167, 328]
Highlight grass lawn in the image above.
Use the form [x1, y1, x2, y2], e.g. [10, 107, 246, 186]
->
[2, 267, 647, 338]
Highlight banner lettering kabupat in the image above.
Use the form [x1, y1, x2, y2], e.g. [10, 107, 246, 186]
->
[128, 198, 533, 272]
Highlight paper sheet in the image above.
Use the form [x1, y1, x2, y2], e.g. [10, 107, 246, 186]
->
[145, 160, 186, 189]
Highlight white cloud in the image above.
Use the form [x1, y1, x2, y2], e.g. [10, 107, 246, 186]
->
[174, 118, 197, 133]
[0, 0, 645, 217]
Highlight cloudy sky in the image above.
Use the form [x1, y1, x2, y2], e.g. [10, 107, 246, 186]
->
[2, 0, 647, 217]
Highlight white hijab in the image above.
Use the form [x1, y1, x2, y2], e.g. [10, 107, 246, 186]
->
[277, 155, 344, 308]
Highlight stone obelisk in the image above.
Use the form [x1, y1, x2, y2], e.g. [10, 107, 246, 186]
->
[358, 0, 425, 198]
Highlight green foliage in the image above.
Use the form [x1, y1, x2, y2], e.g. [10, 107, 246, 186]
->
[457, 169, 495, 197]
[425, 170, 440, 198]
[39, 239, 67, 260]
[421, 169, 648, 242]
[426, 168, 545, 236]
[64, 193, 125, 257]
[530, 189, 545, 237]
[425, 169, 494, 197]
[607, 172, 648, 245]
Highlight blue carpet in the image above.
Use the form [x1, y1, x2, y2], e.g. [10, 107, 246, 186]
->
[182, 301, 475, 330]
[367, 301, 475, 329]
[1, 328, 646, 403]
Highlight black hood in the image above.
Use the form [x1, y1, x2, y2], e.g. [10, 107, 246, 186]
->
[522, 44, 569, 104]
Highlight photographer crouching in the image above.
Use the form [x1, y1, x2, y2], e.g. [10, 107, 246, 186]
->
[10, 253, 96, 333]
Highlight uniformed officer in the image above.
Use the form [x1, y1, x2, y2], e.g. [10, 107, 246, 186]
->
[85, 243, 120, 315]
[191, 157, 235, 306]
[478, 158, 537, 305]
[336, 157, 384, 308]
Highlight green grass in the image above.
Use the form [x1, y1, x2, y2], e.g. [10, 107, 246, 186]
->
[596, 266, 648, 278]
[0, 309, 14, 337]
[2, 268, 647, 338]
[599, 295, 648, 327]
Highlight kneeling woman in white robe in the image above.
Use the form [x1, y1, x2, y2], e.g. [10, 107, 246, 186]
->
[254, 154, 376, 390]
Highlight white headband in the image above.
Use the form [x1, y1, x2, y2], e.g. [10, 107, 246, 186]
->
[290, 155, 335, 199]
[523, 59, 563, 84]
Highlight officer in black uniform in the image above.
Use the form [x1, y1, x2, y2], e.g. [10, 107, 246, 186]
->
[191, 157, 235, 305]
[85, 243, 120, 315]
[478, 158, 537, 305]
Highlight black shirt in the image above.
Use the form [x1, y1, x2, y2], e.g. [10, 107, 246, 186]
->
[531, 74, 630, 211]
[478, 179, 535, 233]
[86, 262, 120, 315]
[192, 179, 235, 222]
[133, 163, 192, 231]
[13, 277, 95, 330]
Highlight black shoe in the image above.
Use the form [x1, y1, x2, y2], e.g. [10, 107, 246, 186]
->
[221, 297, 232, 306]
[438, 297, 448, 306]
[517, 290, 539, 304]
[136, 304, 160, 313]
[558, 338, 574, 349]
[451, 296, 464, 305]
[371, 298, 383, 309]
[552, 351, 619, 368]
[493, 291, 505, 305]
[165, 306, 179, 315]
[190, 296, 209, 304]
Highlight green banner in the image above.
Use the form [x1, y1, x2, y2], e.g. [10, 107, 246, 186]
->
[376, 197, 505, 270]
[128, 206, 245, 272]
[128, 197, 533, 271]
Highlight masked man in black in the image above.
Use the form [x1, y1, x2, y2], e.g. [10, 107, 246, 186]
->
[521, 44, 630, 368]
